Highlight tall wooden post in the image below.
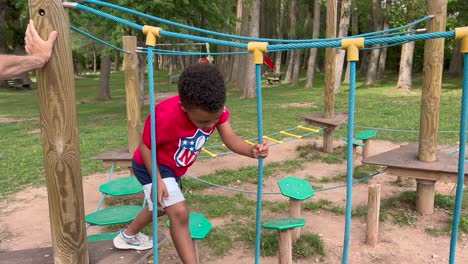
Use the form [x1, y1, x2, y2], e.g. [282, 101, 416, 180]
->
[419, 0, 447, 161]
[417, 0, 447, 214]
[324, 0, 337, 153]
[123, 36, 141, 154]
[29, 1, 89, 263]
[289, 199, 301, 241]
[366, 184, 381, 247]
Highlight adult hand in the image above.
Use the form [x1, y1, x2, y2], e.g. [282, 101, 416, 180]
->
[25, 20, 58, 65]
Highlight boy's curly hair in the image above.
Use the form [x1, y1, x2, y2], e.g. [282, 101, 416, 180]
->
[178, 63, 226, 113]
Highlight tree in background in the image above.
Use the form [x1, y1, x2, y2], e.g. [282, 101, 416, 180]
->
[305, 0, 321, 89]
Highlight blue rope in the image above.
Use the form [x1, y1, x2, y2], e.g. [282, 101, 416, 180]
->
[254, 64, 264, 264]
[138, 49, 250, 56]
[70, 25, 129, 54]
[361, 40, 414, 51]
[342, 61, 357, 264]
[364, 31, 455, 46]
[75, 3, 247, 49]
[83, 0, 431, 43]
[184, 169, 385, 195]
[76, 4, 143, 31]
[449, 52, 468, 264]
[147, 46, 159, 263]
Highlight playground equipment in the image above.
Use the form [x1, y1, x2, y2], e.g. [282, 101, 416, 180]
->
[166, 212, 213, 264]
[11, 0, 468, 263]
[263, 218, 306, 264]
[277, 176, 315, 241]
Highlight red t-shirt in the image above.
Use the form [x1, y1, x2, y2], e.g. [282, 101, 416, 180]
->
[133, 96, 230, 177]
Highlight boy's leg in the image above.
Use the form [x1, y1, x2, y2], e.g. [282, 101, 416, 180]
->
[125, 206, 166, 236]
[160, 176, 197, 264]
[165, 201, 197, 264]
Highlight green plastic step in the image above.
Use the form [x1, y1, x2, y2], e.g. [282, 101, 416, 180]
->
[99, 177, 143, 196]
[86, 205, 142, 226]
[342, 137, 365, 147]
[263, 218, 306, 231]
[87, 232, 119, 243]
[278, 176, 315, 200]
[167, 212, 212, 239]
[356, 130, 378, 140]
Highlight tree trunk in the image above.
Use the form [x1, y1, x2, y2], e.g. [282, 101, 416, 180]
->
[93, 46, 97, 74]
[377, 0, 391, 79]
[274, 0, 286, 75]
[138, 52, 146, 107]
[396, 37, 415, 90]
[284, 0, 298, 84]
[305, 0, 321, 89]
[325, 0, 337, 119]
[229, 0, 243, 86]
[114, 51, 120, 71]
[343, 0, 359, 84]
[448, 41, 463, 76]
[365, 0, 383, 86]
[334, 0, 351, 94]
[240, 0, 260, 98]
[98, 55, 111, 100]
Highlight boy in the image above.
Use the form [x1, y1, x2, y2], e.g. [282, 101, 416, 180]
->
[113, 63, 269, 264]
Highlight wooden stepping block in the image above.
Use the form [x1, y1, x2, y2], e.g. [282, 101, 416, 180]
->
[0, 240, 151, 264]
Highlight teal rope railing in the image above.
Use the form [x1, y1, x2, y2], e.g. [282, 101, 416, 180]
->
[70, 25, 129, 54]
[184, 169, 385, 195]
[137, 49, 250, 56]
[449, 52, 468, 264]
[74, 3, 247, 49]
[342, 61, 357, 264]
[254, 63, 265, 264]
[83, 0, 431, 43]
[147, 45, 159, 262]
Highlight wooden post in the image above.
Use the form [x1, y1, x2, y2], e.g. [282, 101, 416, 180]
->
[416, 179, 436, 214]
[194, 240, 200, 264]
[366, 184, 381, 247]
[323, 0, 337, 153]
[289, 199, 301, 241]
[353, 145, 358, 170]
[278, 230, 293, 264]
[29, 1, 89, 263]
[418, 0, 447, 161]
[362, 139, 370, 159]
[123, 36, 141, 154]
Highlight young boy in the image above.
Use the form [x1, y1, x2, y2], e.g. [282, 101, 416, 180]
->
[113, 63, 269, 263]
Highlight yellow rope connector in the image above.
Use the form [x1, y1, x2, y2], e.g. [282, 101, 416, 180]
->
[245, 140, 256, 146]
[142, 26, 162, 47]
[247, 42, 268, 64]
[341, 38, 364, 62]
[263, 136, 283, 144]
[280, 131, 302, 139]
[297, 125, 320, 133]
[201, 148, 217, 158]
[455, 27, 468, 53]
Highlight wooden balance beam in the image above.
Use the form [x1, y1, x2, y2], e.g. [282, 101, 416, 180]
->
[298, 112, 348, 153]
[92, 147, 133, 167]
[362, 144, 468, 214]
[0, 240, 152, 264]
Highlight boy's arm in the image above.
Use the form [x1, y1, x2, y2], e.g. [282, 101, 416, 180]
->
[217, 121, 268, 158]
[139, 141, 169, 204]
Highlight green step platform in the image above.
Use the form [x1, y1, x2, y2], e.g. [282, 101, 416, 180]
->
[86, 205, 142, 226]
[167, 212, 212, 239]
[356, 129, 378, 140]
[342, 137, 365, 147]
[87, 232, 119, 243]
[99, 176, 143, 196]
[263, 218, 306, 231]
[278, 176, 315, 201]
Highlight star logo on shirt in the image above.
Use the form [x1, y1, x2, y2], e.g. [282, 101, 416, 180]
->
[174, 129, 211, 167]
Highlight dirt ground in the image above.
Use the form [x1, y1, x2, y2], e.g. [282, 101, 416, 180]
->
[1, 138, 468, 263]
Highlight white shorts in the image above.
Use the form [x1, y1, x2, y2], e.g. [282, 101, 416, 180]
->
[142, 177, 185, 211]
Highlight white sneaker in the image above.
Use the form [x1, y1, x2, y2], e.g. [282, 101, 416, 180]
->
[113, 229, 166, 250]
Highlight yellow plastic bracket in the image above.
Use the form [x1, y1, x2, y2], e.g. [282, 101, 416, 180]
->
[341, 38, 365, 62]
[142, 26, 162, 47]
[247, 42, 268, 64]
[455, 27, 468, 53]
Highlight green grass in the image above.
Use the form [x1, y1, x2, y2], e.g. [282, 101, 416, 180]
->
[1, 71, 464, 198]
